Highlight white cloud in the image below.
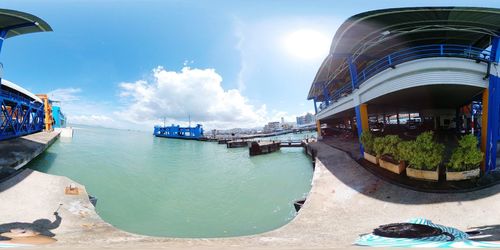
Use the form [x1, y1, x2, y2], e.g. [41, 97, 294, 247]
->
[71, 114, 114, 124]
[234, 17, 248, 92]
[117, 66, 268, 129]
[48, 65, 311, 131]
[48, 88, 82, 102]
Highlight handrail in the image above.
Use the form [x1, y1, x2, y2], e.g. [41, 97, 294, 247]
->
[319, 44, 491, 111]
[355, 44, 490, 88]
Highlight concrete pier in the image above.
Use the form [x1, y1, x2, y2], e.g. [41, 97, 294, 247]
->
[217, 139, 230, 144]
[248, 139, 314, 156]
[0, 131, 60, 179]
[226, 140, 248, 148]
[279, 141, 304, 148]
[249, 141, 280, 156]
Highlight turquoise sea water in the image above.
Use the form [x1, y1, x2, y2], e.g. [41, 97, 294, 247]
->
[26, 126, 314, 237]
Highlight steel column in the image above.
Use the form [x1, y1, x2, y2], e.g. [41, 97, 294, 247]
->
[355, 105, 364, 155]
[481, 89, 489, 172]
[347, 56, 358, 89]
[485, 36, 500, 173]
[313, 97, 318, 114]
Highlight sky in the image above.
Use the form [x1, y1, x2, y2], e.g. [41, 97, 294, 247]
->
[2, 0, 500, 131]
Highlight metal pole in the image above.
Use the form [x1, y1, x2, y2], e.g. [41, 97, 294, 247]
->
[0, 29, 7, 56]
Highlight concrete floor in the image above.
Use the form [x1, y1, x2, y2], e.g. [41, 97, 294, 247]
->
[0, 131, 60, 179]
[1, 141, 500, 248]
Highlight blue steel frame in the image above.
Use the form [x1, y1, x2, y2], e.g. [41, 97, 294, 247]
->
[354, 106, 364, 154]
[350, 55, 365, 154]
[0, 21, 45, 141]
[0, 88, 44, 140]
[485, 37, 500, 173]
[318, 44, 492, 109]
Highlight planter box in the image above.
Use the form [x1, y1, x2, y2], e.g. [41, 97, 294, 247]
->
[364, 152, 379, 165]
[406, 167, 439, 181]
[379, 158, 406, 174]
[446, 168, 480, 181]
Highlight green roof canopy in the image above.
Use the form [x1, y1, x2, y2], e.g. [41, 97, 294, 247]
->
[0, 8, 52, 39]
[308, 7, 500, 101]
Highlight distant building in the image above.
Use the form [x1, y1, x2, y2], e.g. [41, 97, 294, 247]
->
[296, 112, 315, 126]
[263, 121, 281, 132]
[281, 122, 294, 130]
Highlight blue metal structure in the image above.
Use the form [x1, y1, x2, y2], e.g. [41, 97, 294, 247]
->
[0, 87, 44, 140]
[485, 37, 500, 173]
[52, 105, 66, 128]
[154, 124, 204, 140]
[318, 44, 492, 111]
[0, 9, 52, 141]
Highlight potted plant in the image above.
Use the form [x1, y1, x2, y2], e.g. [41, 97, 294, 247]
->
[377, 135, 405, 174]
[398, 140, 415, 167]
[402, 131, 444, 181]
[446, 134, 483, 181]
[360, 131, 378, 164]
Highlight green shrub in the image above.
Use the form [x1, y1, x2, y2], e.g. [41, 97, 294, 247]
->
[404, 131, 444, 171]
[373, 137, 386, 157]
[381, 135, 402, 161]
[447, 134, 483, 171]
[398, 140, 415, 163]
[360, 131, 375, 154]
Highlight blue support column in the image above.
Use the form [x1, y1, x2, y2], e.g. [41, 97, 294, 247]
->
[313, 97, 318, 114]
[0, 30, 7, 55]
[485, 36, 500, 173]
[493, 37, 500, 63]
[322, 84, 330, 106]
[355, 105, 364, 155]
[347, 56, 358, 89]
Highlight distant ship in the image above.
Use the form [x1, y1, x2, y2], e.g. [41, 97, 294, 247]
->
[153, 124, 204, 140]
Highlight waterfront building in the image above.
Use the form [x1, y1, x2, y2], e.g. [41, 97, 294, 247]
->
[308, 7, 500, 174]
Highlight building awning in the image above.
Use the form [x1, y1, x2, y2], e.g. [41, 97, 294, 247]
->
[0, 8, 52, 39]
[308, 7, 500, 101]
[1, 79, 43, 103]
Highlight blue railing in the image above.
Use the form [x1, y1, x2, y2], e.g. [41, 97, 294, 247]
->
[0, 88, 44, 141]
[354, 44, 491, 88]
[318, 44, 491, 111]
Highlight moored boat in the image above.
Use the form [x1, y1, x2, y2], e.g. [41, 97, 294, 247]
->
[153, 124, 204, 140]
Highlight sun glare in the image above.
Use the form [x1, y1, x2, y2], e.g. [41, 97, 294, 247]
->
[283, 29, 330, 60]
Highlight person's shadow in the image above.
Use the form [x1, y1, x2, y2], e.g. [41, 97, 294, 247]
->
[0, 212, 62, 241]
